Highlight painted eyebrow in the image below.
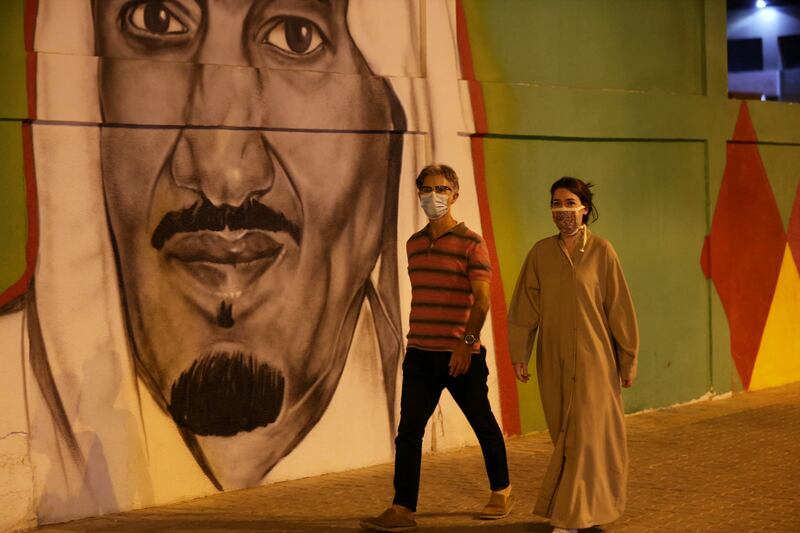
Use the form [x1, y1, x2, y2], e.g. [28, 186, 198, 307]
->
[293, 0, 332, 13]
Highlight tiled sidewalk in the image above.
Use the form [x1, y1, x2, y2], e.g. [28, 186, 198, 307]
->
[36, 382, 800, 532]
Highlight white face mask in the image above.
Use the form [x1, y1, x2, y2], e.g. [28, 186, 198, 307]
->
[419, 192, 450, 220]
[551, 205, 586, 235]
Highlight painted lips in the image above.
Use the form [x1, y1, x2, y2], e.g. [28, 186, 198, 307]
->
[163, 231, 284, 295]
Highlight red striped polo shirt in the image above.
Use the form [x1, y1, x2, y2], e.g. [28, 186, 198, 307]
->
[406, 222, 492, 352]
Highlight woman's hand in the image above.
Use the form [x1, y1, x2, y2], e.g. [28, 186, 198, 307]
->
[513, 362, 530, 383]
[621, 377, 634, 388]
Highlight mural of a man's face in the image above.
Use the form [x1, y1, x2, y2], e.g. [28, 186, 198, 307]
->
[93, 0, 402, 486]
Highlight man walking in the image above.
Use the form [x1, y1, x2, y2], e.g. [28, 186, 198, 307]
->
[362, 164, 513, 532]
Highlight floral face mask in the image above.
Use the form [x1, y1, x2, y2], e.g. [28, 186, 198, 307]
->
[551, 205, 586, 235]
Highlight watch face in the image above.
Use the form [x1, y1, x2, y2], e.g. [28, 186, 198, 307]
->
[464, 334, 476, 344]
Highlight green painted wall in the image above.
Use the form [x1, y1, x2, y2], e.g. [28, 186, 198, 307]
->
[0, 0, 27, 119]
[465, 0, 706, 95]
[0, 125, 27, 295]
[0, 0, 28, 299]
[463, 0, 800, 431]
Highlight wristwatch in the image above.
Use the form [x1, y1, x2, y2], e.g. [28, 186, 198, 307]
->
[464, 333, 478, 345]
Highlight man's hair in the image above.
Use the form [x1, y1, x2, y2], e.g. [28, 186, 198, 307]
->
[415, 164, 459, 192]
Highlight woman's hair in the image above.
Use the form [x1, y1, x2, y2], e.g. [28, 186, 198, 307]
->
[415, 164, 460, 192]
[550, 176, 598, 225]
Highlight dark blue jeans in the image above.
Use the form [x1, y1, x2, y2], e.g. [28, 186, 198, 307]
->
[392, 346, 510, 512]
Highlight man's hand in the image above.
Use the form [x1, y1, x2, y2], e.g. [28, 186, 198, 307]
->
[449, 343, 472, 377]
[621, 376, 634, 388]
[513, 362, 530, 383]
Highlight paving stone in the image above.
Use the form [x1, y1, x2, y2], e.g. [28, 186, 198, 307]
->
[32, 382, 800, 532]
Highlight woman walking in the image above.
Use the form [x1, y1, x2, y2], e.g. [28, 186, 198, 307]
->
[507, 177, 639, 532]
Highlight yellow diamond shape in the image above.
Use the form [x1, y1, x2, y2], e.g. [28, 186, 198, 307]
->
[750, 244, 800, 391]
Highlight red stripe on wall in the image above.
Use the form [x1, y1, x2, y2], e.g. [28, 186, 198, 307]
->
[24, 0, 37, 51]
[25, 0, 40, 297]
[25, 0, 37, 118]
[455, 0, 521, 436]
[21, 119, 38, 291]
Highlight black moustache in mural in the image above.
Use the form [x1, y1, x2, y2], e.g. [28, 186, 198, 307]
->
[150, 196, 302, 250]
[168, 352, 286, 437]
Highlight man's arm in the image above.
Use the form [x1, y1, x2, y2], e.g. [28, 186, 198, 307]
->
[449, 280, 491, 376]
[464, 279, 491, 339]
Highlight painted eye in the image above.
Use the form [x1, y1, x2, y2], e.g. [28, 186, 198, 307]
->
[128, 1, 188, 35]
[263, 17, 324, 56]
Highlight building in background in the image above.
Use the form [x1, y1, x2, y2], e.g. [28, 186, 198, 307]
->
[728, 0, 800, 100]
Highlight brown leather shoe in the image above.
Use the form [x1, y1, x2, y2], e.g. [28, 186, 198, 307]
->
[479, 489, 515, 520]
[360, 507, 418, 532]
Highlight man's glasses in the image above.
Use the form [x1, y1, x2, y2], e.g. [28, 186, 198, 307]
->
[418, 185, 453, 194]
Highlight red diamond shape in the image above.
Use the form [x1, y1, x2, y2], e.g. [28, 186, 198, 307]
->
[788, 180, 800, 272]
[701, 102, 787, 390]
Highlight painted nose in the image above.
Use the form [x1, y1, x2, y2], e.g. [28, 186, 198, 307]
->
[170, 129, 275, 207]
[171, 59, 271, 206]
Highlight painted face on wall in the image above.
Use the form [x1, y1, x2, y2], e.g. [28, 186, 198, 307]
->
[94, 0, 403, 486]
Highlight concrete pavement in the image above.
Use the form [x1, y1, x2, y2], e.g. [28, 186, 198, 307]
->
[34, 382, 800, 532]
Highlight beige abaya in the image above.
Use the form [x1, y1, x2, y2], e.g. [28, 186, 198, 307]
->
[508, 230, 639, 529]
